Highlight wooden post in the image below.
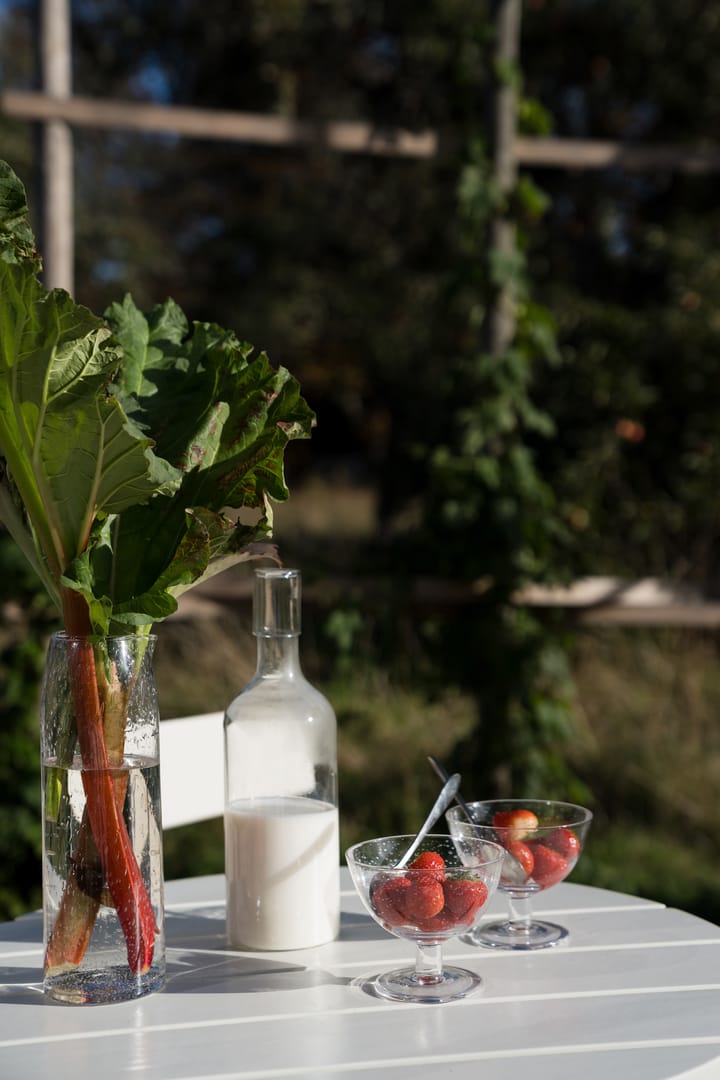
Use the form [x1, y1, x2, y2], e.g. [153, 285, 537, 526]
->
[38, 0, 74, 293]
[487, 0, 521, 356]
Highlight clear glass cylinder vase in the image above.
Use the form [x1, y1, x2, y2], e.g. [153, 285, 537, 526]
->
[40, 633, 165, 1004]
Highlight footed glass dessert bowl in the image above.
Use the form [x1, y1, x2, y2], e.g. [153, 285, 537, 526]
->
[345, 833, 503, 1003]
[447, 799, 592, 950]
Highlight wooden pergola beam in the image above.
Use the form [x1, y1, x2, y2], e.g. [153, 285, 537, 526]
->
[487, 0, 522, 356]
[37, 0, 74, 293]
[514, 135, 720, 174]
[1, 90, 438, 158]
[4, 91, 720, 172]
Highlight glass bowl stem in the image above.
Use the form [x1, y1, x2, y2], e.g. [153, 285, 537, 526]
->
[507, 894, 533, 932]
[414, 942, 443, 985]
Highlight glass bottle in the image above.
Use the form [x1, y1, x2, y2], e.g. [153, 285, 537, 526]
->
[223, 567, 340, 950]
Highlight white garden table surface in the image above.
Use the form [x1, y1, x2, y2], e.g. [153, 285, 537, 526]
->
[1, 870, 720, 1079]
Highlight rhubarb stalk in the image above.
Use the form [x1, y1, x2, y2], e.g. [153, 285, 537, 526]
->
[69, 638, 156, 972]
[45, 595, 156, 974]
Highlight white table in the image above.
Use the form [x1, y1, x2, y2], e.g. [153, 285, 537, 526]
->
[2, 871, 720, 1079]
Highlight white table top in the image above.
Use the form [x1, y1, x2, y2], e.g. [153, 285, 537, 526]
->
[2, 870, 720, 1080]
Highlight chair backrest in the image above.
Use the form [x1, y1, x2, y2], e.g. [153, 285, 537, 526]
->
[159, 711, 225, 829]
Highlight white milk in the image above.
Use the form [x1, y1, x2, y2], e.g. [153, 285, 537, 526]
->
[224, 796, 340, 950]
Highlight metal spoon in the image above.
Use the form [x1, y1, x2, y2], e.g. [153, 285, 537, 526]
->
[427, 755, 475, 822]
[428, 755, 524, 879]
[395, 772, 461, 869]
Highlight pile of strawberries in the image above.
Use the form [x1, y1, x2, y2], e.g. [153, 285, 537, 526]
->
[491, 808, 580, 889]
[369, 851, 489, 935]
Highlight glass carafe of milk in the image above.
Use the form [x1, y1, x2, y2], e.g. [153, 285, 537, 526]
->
[224, 567, 340, 950]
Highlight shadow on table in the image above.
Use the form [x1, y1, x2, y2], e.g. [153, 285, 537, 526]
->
[0, 968, 46, 1005]
[166, 906, 385, 947]
[163, 906, 384, 994]
[164, 950, 353, 994]
[0, 908, 384, 1002]
[338, 911, 386, 941]
[0, 956, 354, 1004]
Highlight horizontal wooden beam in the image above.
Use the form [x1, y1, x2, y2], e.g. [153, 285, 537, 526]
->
[513, 576, 720, 626]
[4, 91, 720, 173]
[514, 135, 720, 174]
[168, 571, 720, 629]
[0, 90, 438, 158]
[513, 576, 707, 608]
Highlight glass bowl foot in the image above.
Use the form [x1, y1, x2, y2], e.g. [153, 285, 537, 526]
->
[466, 918, 569, 950]
[357, 964, 483, 1003]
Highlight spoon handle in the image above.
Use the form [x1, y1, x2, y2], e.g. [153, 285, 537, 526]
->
[427, 755, 475, 822]
[395, 772, 461, 868]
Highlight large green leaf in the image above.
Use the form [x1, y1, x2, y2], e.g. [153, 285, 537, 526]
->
[72, 298, 315, 629]
[0, 162, 313, 635]
[0, 257, 180, 581]
[0, 160, 37, 266]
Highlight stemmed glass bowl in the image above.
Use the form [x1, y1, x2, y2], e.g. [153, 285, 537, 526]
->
[447, 799, 592, 950]
[345, 833, 504, 1003]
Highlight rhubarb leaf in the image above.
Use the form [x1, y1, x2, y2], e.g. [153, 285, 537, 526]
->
[0, 259, 178, 583]
[0, 160, 313, 636]
[71, 297, 315, 631]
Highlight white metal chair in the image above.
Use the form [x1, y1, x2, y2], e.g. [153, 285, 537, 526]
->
[159, 712, 225, 828]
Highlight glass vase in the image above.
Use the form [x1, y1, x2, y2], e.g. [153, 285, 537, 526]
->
[40, 633, 165, 1004]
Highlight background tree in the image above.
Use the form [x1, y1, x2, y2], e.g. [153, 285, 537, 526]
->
[521, 0, 720, 581]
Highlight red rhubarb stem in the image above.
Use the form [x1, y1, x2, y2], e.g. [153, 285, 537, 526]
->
[68, 639, 156, 973]
[45, 590, 156, 974]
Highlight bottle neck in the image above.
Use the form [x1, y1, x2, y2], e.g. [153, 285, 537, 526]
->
[254, 634, 302, 677]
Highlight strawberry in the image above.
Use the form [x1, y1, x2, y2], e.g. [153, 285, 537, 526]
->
[501, 840, 534, 885]
[409, 851, 446, 880]
[400, 876, 445, 923]
[371, 875, 411, 928]
[369, 870, 393, 899]
[492, 808, 539, 842]
[492, 810, 512, 831]
[546, 826, 581, 861]
[530, 843, 568, 888]
[443, 878, 489, 921]
[414, 909, 456, 934]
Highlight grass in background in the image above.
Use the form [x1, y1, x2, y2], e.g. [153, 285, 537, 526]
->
[568, 625, 720, 922]
[157, 613, 720, 925]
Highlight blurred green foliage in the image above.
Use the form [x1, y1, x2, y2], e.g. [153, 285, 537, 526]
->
[0, 537, 58, 919]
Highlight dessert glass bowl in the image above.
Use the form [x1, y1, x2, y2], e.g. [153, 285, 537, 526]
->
[447, 799, 592, 949]
[345, 832, 504, 1003]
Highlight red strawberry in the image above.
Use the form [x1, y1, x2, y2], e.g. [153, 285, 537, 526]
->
[369, 870, 393, 899]
[547, 826, 581, 861]
[493, 808, 538, 842]
[409, 851, 446, 880]
[443, 878, 489, 921]
[530, 843, 568, 888]
[371, 876, 411, 928]
[501, 840, 534, 884]
[400, 877, 445, 923]
[415, 909, 456, 934]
